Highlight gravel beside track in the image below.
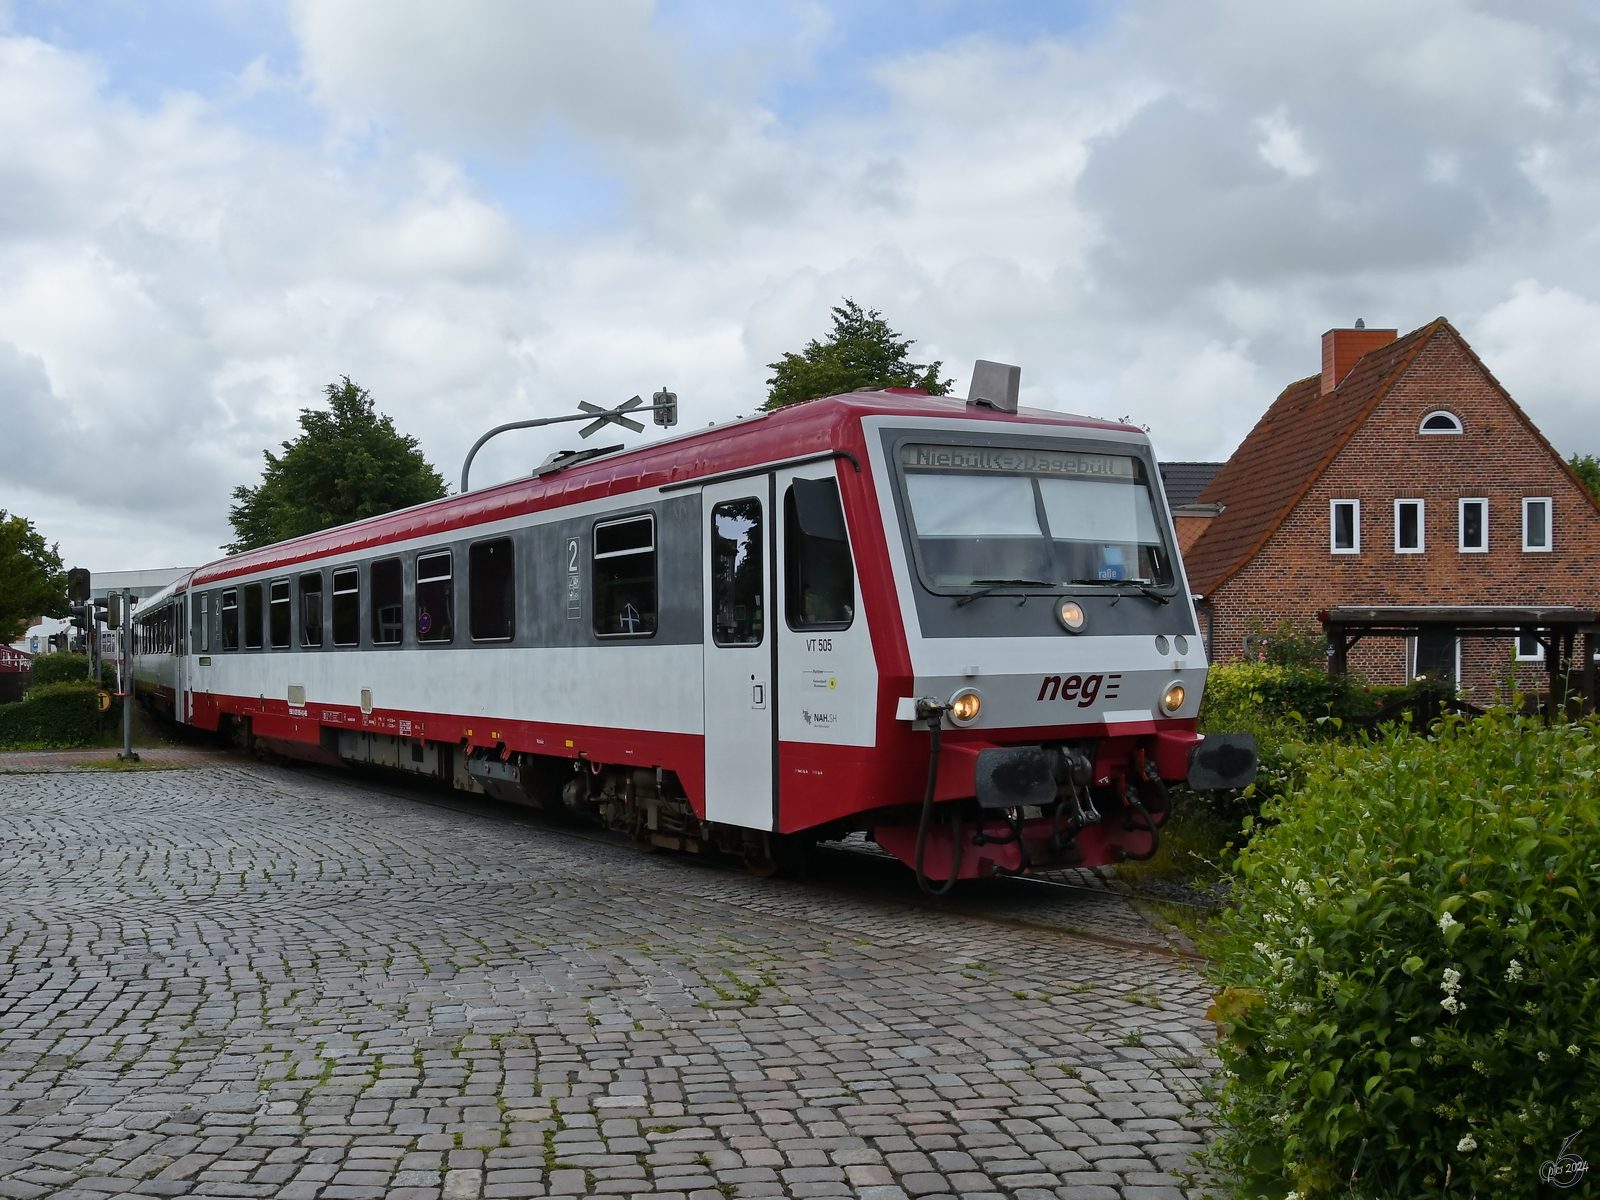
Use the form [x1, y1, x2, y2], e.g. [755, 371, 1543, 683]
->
[0, 759, 1222, 1200]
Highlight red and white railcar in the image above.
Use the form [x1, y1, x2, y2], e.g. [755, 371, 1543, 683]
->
[133, 375, 1253, 883]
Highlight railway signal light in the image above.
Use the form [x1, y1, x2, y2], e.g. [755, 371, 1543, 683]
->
[69, 602, 91, 632]
[67, 567, 91, 603]
[105, 592, 123, 630]
[652, 387, 677, 428]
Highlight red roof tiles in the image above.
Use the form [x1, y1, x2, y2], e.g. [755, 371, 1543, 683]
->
[1183, 320, 1443, 595]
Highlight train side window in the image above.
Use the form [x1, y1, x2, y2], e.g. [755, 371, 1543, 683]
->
[592, 515, 656, 638]
[243, 583, 264, 650]
[268, 580, 291, 649]
[784, 478, 853, 630]
[371, 558, 403, 645]
[711, 499, 763, 646]
[220, 589, 239, 650]
[191, 592, 210, 653]
[416, 551, 453, 643]
[332, 567, 360, 646]
[469, 539, 515, 641]
[300, 572, 323, 647]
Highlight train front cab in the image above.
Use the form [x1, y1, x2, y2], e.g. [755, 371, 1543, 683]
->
[842, 412, 1257, 885]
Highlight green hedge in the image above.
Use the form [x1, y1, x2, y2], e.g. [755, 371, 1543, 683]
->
[30, 652, 87, 685]
[27, 652, 116, 689]
[0, 681, 102, 749]
[1198, 664, 1459, 819]
[1204, 710, 1600, 1198]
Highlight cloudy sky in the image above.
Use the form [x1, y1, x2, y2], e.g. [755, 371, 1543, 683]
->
[3, 0, 1600, 570]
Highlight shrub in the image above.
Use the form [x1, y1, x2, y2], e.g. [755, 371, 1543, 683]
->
[27, 652, 115, 689]
[29, 652, 89, 686]
[1204, 710, 1600, 1199]
[1244, 617, 1332, 669]
[0, 680, 102, 748]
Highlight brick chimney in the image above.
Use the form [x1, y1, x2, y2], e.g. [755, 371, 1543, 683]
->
[1322, 321, 1396, 394]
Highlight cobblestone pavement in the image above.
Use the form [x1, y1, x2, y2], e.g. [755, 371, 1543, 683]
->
[0, 762, 1222, 1200]
[0, 749, 228, 771]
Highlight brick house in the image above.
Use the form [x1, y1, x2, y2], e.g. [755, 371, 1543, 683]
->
[1182, 317, 1600, 695]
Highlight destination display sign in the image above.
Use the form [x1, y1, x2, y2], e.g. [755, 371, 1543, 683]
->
[900, 444, 1136, 479]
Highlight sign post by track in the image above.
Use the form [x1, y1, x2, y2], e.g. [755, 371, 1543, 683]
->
[109, 589, 139, 764]
[458, 390, 679, 494]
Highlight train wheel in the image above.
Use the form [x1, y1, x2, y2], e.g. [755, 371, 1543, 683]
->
[742, 833, 809, 879]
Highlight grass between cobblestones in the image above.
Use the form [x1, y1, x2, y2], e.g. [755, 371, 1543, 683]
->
[0, 762, 1223, 1200]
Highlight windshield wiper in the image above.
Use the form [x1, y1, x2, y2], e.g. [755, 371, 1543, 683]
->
[1070, 578, 1172, 605]
[955, 578, 1052, 607]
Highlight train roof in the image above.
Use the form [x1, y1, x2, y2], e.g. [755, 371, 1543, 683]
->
[131, 572, 194, 609]
[191, 391, 1140, 586]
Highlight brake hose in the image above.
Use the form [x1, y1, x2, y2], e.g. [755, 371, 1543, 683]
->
[913, 702, 961, 894]
[1120, 777, 1164, 863]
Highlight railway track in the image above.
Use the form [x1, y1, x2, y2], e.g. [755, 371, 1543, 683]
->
[269, 753, 1210, 961]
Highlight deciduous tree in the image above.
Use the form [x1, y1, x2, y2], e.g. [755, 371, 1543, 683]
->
[1568, 452, 1600, 499]
[227, 378, 448, 553]
[763, 300, 951, 410]
[0, 510, 66, 641]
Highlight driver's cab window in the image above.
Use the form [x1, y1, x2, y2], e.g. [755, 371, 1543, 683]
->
[785, 479, 852, 630]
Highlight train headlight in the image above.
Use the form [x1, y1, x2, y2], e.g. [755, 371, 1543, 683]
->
[949, 689, 982, 724]
[1161, 682, 1186, 714]
[1056, 599, 1086, 633]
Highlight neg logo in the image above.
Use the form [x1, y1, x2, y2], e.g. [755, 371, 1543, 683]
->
[1036, 674, 1123, 708]
[1541, 1133, 1590, 1189]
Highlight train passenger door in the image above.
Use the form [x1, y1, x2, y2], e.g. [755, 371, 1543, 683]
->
[701, 478, 775, 830]
[774, 466, 877, 801]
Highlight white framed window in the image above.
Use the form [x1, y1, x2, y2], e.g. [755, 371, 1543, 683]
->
[1458, 498, 1487, 553]
[1408, 632, 1460, 683]
[1330, 499, 1360, 553]
[1395, 499, 1424, 553]
[1515, 630, 1545, 661]
[1420, 411, 1463, 434]
[1523, 497, 1551, 552]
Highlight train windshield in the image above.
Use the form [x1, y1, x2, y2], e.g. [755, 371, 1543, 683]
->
[898, 442, 1173, 591]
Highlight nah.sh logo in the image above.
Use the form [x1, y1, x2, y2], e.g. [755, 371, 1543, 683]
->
[1037, 673, 1122, 708]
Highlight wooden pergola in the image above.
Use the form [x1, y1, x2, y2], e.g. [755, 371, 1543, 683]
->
[1319, 605, 1600, 712]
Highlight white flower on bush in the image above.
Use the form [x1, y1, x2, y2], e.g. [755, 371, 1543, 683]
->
[1569, 1045, 1582, 1056]
[1439, 911, 1459, 933]
[1294, 879, 1311, 897]
[1439, 967, 1465, 1014]
[1411, 1036, 1425, 1047]
[1504, 959, 1524, 982]
[1458, 1135, 1478, 1153]
[1539, 1051, 1550, 1063]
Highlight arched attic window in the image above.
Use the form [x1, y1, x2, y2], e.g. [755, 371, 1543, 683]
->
[1420, 411, 1463, 434]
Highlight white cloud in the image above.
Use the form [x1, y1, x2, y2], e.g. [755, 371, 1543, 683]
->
[6, 1, 1600, 573]
[289, 0, 695, 148]
[1256, 109, 1317, 179]
[1472, 281, 1600, 454]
